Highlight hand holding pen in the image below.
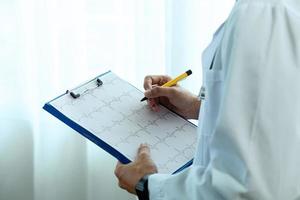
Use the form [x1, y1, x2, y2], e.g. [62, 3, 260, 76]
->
[142, 70, 201, 120]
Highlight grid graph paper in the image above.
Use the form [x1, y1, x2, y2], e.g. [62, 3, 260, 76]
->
[49, 72, 198, 173]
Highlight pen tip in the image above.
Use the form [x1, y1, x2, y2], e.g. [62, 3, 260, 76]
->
[186, 70, 192, 76]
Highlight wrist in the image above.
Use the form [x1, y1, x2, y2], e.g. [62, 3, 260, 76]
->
[135, 175, 150, 200]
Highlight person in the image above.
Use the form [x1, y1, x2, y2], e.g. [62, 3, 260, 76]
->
[114, 0, 300, 199]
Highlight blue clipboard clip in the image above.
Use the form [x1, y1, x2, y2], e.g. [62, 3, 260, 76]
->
[66, 78, 103, 99]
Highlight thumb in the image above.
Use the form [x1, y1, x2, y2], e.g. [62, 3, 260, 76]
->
[144, 86, 175, 99]
[136, 144, 158, 174]
[136, 143, 151, 161]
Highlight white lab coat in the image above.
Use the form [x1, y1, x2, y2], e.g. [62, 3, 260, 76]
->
[148, 0, 300, 199]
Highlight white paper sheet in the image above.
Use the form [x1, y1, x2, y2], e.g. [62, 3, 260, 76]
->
[50, 72, 198, 173]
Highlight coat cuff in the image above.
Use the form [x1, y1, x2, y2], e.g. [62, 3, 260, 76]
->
[148, 174, 171, 200]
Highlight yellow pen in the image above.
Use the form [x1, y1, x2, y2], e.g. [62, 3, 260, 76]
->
[140, 69, 192, 102]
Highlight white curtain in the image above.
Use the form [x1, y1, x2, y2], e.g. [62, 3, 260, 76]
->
[0, 0, 234, 200]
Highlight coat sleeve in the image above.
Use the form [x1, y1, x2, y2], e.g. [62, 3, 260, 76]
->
[148, 1, 300, 199]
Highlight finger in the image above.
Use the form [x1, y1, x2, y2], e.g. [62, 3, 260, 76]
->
[114, 161, 124, 178]
[137, 143, 151, 159]
[138, 143, 150, 153]
[143, 76, 172, 90]
[118, 181, 127, 190]
[148, 99, 157, 110]
[161, 76, 172, 84]
[143, 76, 157, 90]
[152, 105, 160, 112]
[152, 98, 160, 112]
[144, 86, 176, 99]
[147, 86, 159, 110]
[148, 98, 155, 106]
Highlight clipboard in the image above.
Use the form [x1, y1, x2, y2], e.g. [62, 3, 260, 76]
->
[43, 71, 198, 174]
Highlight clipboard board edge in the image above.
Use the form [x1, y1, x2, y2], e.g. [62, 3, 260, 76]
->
[43, 102, 193, 174]
[172, 159, 193, 174]
[43, 102, 132, 165]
